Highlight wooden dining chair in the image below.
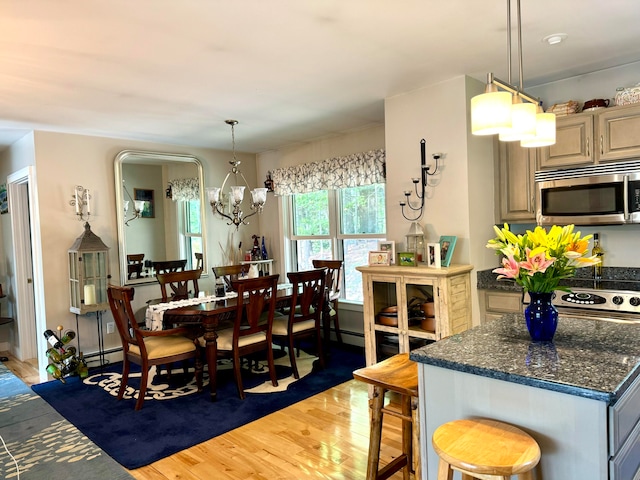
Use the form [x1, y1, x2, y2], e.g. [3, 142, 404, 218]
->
[312, 259, 344, 344]
[195, 253, 203, 270]
[153, 259, 188, 275]
[272, 268, 326, 379]
[198, 274, 280, 399]
[212, 264, 250, 292]
[127, 253, 145, 279]
[107, 284, 202, 410]
[156, 268, 202, 302]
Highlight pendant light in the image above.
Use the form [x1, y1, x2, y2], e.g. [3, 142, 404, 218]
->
[471, 0, 555, 147]
[206, 120, 267, 229]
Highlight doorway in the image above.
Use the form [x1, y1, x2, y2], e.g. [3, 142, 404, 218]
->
[8, 166, 46, 382]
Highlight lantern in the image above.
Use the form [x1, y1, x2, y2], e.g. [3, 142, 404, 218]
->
[405, 222, 426, 264]
[69, 222, 110, 314]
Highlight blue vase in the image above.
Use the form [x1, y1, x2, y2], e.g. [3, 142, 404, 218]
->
[525, 292, 558, 342]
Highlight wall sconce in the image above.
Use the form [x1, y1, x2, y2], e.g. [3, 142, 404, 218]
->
[206, 120, 267, 229]
[399, 139, 441, 222]
[121, 181, 145, 226]
[69, 185, 91, 221]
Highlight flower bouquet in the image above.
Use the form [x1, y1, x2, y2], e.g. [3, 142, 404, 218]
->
[486, 224, 600, 341]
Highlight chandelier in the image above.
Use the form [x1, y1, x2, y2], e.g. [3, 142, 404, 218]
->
[470, 0, 556, 147]
[206, 120, 267, 229]
[122, 180, 145, 226]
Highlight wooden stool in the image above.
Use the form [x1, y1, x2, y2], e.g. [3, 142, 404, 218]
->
[432, 418, 541, 480]
[353, 353, 419, 480]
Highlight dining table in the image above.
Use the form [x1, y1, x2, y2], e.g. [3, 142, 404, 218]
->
[145, 284, 297, 401]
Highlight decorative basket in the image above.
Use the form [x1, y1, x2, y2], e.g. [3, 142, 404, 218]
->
[615, 84, 640, 106]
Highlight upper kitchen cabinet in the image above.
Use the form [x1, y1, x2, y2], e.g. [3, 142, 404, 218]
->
[539, 114, 594, 169]
[539, 103, 640, 169]
[598, 103, 640, 162]
[496, 139, 537, 223]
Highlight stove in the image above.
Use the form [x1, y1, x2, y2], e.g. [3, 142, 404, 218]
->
[524, 279, 640, 322]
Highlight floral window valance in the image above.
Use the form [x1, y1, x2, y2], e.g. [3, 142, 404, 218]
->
[270, 149, 385, 196]
[168, 178, 199, 201]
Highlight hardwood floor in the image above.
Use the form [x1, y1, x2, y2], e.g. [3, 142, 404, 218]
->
[2, 351, 416, 479]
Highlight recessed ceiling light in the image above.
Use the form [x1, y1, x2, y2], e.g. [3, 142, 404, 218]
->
[542, 33, 568, 45]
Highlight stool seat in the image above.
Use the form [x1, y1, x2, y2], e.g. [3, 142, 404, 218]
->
[353, 353, 419, 480]
[353, 352, 418, 396]
[432, 418, 541, 480]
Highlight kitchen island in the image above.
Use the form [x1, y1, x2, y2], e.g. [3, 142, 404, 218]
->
[410, 313, 640, 480]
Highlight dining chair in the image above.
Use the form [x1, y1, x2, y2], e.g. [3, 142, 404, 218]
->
[107, 284, 202, 410]
[153, 259, 188, 275]
[195, 253, 203, 270]
[156, 268, 202, 302]
[273, 268, 326, 379]
[212, 264, 250, 292]
[312, 259, 343, 344]
[127, 253, 145, 280]
[199, 274, 280, 399]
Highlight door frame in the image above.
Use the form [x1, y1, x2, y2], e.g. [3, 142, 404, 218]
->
[8, 166, 46, 381]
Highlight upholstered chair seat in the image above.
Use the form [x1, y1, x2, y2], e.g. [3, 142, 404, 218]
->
[130, 335, 197, 359]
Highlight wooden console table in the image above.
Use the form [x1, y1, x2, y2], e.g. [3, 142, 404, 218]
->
[356, 264, 473, 369]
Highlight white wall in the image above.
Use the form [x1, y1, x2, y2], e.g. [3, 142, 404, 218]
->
[1, 130, 258, 362]
[385, 76, 497, 324]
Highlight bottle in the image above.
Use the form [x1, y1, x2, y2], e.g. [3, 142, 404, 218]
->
[44, 329, 63, 349]
[45, 348, 63, 363]
[46, 363, 66, 383]
[60, 330, 76, 345]
[261, 236, 268, 260]
[77, 352, 89, 379]
[592, 233, 604, 280]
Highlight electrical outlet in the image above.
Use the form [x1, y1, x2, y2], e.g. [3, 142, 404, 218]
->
[106, 322, 115, 334]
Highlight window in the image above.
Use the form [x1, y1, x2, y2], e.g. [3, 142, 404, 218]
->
[180, 199, 202, 269]
[288, 184, 386, 302]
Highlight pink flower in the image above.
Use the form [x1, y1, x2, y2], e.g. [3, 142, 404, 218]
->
[492, 255, 519, 280]
[520, 248, 555, 276]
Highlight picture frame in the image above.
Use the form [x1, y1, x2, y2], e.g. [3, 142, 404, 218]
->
[134, 188, 155, 218]
[397, 251, 416, 267]
[439, 235, 457, 267]
[377, 240, 396, 264]
[368, 250, 390, 266]
[427, 243, 441, 268]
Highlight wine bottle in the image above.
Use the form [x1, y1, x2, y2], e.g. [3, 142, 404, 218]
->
[592, 233, 604, 280]
[60, 330, 76, 345]
[44, 329, 63, 349]
[261, 236, 268, 260]
[45, 348, 63, 363]
[46, 363, 66, 383]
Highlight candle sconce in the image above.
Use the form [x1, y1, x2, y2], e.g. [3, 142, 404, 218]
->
[69, 185, 91, 221]
[399, 139, 442, 221]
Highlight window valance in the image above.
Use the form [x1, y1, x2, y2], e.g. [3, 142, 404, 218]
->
[168, 178, 199, 201]
[270, 149, 385, 196]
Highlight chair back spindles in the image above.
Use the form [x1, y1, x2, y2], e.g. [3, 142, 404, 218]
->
[156, 268, 202, 302]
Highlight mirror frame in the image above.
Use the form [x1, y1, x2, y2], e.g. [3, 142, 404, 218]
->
[114, 150, 207, 286]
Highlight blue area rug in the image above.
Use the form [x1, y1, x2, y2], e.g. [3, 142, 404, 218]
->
[0, 362, 133, 479]
[32, 345, 364, 469]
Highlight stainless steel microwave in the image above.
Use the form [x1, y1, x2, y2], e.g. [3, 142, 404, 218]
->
[535, 161, 640, 226]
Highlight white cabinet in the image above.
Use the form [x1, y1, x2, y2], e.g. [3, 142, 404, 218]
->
[357, 264, 473, 368]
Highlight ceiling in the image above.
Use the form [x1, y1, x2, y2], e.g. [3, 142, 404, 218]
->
[1, 0, 639, 153]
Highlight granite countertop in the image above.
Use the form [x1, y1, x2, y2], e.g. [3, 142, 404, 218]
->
[477, 267, 640, 293]
[410, 313, 640, 404]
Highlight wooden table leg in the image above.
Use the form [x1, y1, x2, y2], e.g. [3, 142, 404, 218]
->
[203, 323, 218, 401]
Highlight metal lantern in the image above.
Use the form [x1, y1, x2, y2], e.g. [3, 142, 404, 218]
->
[405, 222, 426, 264]
[69, 222, 110, 314]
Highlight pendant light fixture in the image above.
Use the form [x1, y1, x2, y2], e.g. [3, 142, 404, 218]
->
[471, 0, 555, 147]
[206, 120, 267, 229]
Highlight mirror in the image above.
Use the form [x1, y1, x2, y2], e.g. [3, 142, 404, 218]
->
[114, 150, 207, 286]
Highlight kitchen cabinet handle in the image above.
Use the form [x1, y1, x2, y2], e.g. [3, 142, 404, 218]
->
[601, 135, 604, 155]
[586, 137, 590, 157]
